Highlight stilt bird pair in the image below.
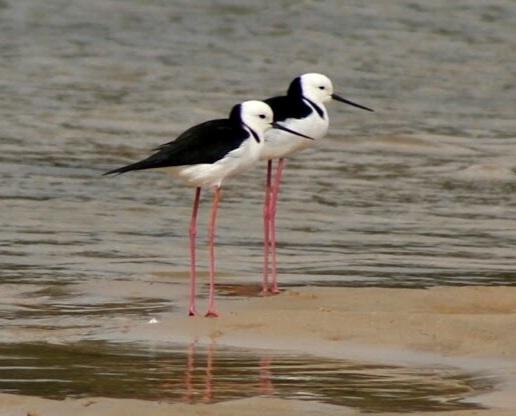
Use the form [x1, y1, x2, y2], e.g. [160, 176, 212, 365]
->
[104, 73, 373, 317]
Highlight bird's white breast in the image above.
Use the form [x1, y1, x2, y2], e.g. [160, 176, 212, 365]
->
[260, 104, 329, 161]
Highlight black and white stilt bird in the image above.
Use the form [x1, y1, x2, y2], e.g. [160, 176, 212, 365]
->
[260, 73, 373, 294]
[104, 100, 313, 317]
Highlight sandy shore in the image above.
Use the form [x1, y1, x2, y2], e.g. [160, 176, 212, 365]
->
[2, 285, 516, 416]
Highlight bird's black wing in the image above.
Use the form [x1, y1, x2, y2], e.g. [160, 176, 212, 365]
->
[264, 95, 312, 123]
[104, 119, 249, 175]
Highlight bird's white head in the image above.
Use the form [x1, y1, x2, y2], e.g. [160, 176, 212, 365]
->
[297, 73, 334, 104]
[238, 100, 275, 134]
[230, 100, 316, 143]
[228, 100, 275, 143]
[289, 73, 374, 112]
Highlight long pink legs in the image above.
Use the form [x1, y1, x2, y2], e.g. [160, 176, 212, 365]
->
[262, 158, 286, 295]
[188, 187, 201, 316]
[262, 160, 273, 294]
[269, 158, 286, 294]
[205, 186, 221, 317]
[188, 186, 221, 317]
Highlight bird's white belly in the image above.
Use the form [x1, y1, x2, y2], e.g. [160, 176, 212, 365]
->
[260, 112, 329, 161]
[161, 137, 262, 188]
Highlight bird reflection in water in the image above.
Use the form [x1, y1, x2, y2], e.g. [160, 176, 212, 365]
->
[161, 340, 275, 403]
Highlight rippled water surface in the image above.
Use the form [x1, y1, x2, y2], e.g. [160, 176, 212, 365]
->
[0, 342, 494, 412]
[0, 0, 515, 409]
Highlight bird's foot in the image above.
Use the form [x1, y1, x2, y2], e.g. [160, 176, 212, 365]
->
[260, 288, 272, 296]
[188, 308, 199, 317]
[269, 286, 281, 295]
[205, 310, 219, 318]
[260, 286, 280, 296]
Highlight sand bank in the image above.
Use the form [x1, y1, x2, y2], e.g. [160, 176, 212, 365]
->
[2, 285, 516, 416]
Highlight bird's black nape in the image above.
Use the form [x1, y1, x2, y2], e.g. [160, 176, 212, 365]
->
[287, 77, 303, 97]
[228, 103, 243, 124]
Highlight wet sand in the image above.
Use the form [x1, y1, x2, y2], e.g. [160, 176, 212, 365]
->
[2, 285, 516, 416]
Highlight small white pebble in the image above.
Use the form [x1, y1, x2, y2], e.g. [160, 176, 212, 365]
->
[148, 318, 159, 324]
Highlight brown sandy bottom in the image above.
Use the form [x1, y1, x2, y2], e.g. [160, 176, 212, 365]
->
[2, 286, 516, 416]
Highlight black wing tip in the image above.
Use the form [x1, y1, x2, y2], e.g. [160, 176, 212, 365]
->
[102, 169, 119, 176]
[102, 165, 132, 176]
[102, 157, 161, 176]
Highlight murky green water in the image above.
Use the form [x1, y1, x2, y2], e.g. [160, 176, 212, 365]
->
[0, 0, 515, 411]
[0, 342, 493, 412]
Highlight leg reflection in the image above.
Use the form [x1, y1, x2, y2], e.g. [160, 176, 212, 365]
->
[203, 340, 215, 402]
[180, 340, 275, 403]
[259, 356, 274, 396]
[182, 340, 197, 403]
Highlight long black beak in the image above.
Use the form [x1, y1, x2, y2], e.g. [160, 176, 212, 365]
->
[272, 122, 314, 140]
[331, 93, 374, 112]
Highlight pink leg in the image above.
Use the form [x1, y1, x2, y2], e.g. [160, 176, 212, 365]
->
[270, 158, 286, 294]
[205, 186, 221, 317]
[262, 160, 273, 295]
[189, 187, 201, 316]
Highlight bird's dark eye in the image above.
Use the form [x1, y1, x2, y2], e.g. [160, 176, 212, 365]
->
[319, 86, 325, 90]
[259, 114, 266, 119]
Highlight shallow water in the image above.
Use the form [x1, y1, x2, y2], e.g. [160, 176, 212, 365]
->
[0, 0, 515, 410]
[0, 341, 494, 412]
[1, 0, 515, 295]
